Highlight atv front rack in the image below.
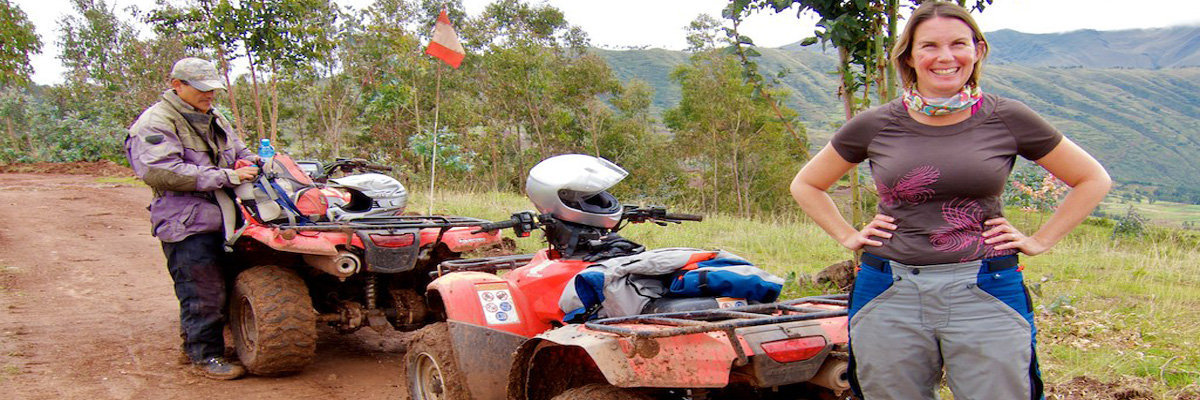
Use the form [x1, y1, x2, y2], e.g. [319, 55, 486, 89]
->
[272, 215, 493, 231]
[432, 254, 538, 277]
[584, 294, 848, 367]
[585, 294, 848, 339]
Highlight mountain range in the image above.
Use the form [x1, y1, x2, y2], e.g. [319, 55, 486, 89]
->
[593, 26, 1200, 203]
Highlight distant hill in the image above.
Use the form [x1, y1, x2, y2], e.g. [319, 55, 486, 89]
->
[986, 27, 1200, 68]
[592, 26, 1200, 202]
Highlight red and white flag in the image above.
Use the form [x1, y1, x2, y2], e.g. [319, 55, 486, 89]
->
[425, 9, 465, 69]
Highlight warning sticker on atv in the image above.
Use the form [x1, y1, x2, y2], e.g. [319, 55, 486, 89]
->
[475, 283, 520, 325]
[717, 297, 748, 309]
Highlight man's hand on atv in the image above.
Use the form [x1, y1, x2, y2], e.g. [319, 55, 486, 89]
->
[234, 165, 259, 181]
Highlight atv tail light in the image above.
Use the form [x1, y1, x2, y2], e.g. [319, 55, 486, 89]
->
[369, 233, 415, 247]
[760, 336, 827, 363]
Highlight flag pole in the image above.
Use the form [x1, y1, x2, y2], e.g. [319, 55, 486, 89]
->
[428, 63, 442, 216]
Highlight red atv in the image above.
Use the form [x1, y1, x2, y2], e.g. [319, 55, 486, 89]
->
[224, 156, 504, 375]
[403, 154, 850, 400]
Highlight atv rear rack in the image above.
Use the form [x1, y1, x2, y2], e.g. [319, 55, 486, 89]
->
[585, 294, 848, 339]
[273, 215, 492, 231]
[584, 294, 848, 367]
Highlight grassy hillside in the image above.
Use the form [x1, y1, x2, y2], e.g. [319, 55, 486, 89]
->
[416, 190, 1200, 396]
[593, 30, 1200, 203]
[987, 27, 1200, 68]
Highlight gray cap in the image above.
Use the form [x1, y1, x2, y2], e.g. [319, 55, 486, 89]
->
[170, 57, 225, 91]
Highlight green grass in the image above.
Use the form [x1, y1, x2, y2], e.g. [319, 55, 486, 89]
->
[1097, 197, 1200, 229]
[419, 190, 1200, 396]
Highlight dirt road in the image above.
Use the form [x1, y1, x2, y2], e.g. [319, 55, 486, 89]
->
[0, 172, 409, 399]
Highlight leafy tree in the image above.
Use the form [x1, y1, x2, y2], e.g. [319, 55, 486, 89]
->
[240, 0, 339, 143]
[0, 0, 41, 88]
[665, 16, 805, 216]
[145, 0, 252, 138]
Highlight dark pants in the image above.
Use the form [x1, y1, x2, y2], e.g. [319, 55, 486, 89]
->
[162, 232, 231, 362]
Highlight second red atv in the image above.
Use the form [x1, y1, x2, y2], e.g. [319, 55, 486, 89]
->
[224, 155, 505, 375]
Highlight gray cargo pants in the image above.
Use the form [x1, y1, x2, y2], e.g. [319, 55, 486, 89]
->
[847, 255, 1044, 400]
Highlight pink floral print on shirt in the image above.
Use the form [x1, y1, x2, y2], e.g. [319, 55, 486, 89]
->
[878, 165, 940, 207]
[929, 198, 1018, 261]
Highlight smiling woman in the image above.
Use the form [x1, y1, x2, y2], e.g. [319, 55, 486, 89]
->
[788, 1, 1112, 399]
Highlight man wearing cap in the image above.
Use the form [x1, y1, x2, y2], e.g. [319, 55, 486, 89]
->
[125, 57, 258, 380]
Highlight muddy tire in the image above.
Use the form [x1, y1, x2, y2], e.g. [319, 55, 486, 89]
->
[404, 322, 470, 400]
[550, 384, 651, 400]
[230, 265, 317, 376]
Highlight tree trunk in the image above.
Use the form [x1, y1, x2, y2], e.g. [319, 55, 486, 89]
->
[489, 130, 500, 190]
[523, 94, 547, 157]
[839, 48, 863, 262]
[886, 0, 899, 101]
[732, 113, 746, 216]
[268, 57, 279, 144]
[410, 83, 420, 163]
[245, 47, 266, 141]
[710, 126, 719, 214]
[215, 47, 247, 140]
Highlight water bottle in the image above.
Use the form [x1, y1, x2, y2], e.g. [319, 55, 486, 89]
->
[258, 138, 275, 160]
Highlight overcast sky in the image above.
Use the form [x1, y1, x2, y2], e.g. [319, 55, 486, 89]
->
[13, 0, 1200, 85]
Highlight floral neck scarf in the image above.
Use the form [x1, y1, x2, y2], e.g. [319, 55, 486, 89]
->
[903, 84, 982, 116]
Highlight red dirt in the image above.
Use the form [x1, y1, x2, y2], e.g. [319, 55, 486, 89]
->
[0, 165, 410, 399]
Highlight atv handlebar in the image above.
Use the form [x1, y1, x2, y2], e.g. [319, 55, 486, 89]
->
[663, 212, 703, 222]
[621, 205, 704, 225]
[472, 206, 703, 236]
[471, 211, 538, 237]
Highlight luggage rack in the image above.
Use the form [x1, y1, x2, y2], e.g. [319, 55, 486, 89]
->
[274, 215, 493, 231]
[584, 294, 848, 339]
[432, 254, 537, 277]
[584, 294, 848, 366]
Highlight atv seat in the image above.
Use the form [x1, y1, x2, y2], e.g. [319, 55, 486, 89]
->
[641, 297, 752, 315]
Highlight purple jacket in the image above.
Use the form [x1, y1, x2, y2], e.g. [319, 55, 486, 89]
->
[125, 89, 256, 243]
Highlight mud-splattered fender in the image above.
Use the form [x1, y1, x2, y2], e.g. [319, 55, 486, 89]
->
[517, 325, 741, 390]
[426, 272, 551, 337]
[421, 226, 502, 253]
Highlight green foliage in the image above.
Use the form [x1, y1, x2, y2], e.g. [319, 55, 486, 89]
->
[665, 26, 804, 217]
[1004, 169, 1068, 212]
[1112, 205, 1147, 239]
[57, 0, 139, 90]
[0, 87, 125, 164]
[407, 129, 475, 173]
[0, 0, 41, 87]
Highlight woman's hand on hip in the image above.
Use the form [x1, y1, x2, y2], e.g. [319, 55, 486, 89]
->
[840, 214, 896, 250]
[984, 217, 1051, 255]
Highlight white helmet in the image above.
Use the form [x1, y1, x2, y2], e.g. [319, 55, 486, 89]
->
[525, 154, 628, 229]
[325, 173, 408, 220]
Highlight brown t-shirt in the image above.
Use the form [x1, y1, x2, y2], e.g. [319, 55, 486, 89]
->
[831, 93, 1063, 265]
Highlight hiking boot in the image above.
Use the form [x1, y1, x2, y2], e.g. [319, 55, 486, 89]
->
[192, 356, 246, 380]
[177, 346, 191, 365]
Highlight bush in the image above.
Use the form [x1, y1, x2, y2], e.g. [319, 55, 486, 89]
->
[0, 87, 128, 165]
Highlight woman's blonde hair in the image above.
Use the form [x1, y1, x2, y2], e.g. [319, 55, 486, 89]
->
[891, 1, 989, 88]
